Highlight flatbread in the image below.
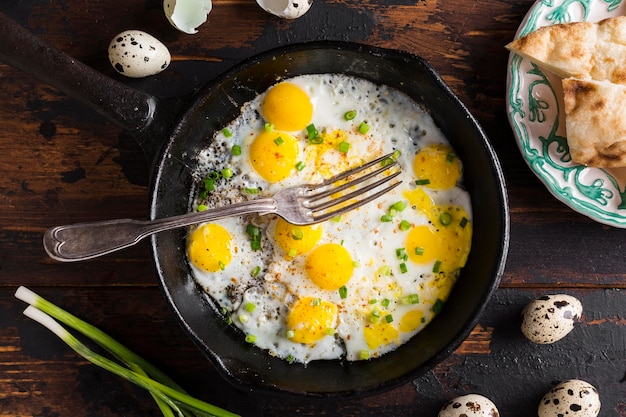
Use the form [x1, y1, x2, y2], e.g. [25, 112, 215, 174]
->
[562, 77, 626, 167]
[506, 16, 626, 84]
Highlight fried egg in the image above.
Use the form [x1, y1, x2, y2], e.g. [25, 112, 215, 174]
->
[187, 74, 473, 364]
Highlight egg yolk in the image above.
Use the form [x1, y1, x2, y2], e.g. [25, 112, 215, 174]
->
[399, 309, 425, 333]
[250, 130, 299, 182]
[413, 144, 461, 190]
[274, 218, 323, 257]
[364, 320, 399, 350]
[305, 243, 354, 290]
[404, 188, 472, 274]
[287, 297, 337, 344]
[187, 223, 232, 272]
[262, 82, 313, 132]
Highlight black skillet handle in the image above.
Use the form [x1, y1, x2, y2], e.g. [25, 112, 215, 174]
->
[0, 11, 178, 163]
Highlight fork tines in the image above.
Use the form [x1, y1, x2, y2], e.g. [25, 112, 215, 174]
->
[305, 152, 403, 222]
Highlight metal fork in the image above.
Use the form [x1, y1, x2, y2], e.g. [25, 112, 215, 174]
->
[43, 152, 402, 262]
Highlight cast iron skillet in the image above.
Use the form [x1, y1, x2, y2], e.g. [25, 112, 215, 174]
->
[0, 12, 509, 398]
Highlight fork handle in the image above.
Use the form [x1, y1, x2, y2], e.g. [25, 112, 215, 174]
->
[43, 198, 277, 262]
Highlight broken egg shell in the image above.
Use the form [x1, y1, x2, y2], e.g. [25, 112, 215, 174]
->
[256, 0, 312, 19]
[164, 0, 212, 34]
[521, 294, 582, 344]
[108, 30, 171, 78]
[438, 394, 500, 417]
[538, 379, 601, 417]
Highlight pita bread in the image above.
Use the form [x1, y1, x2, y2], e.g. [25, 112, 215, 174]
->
[562, 77, 626, 167]
[506, 16, 626, 84]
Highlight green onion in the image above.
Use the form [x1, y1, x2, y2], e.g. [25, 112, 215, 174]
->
[220, 307, 233, 325]
[415, 246, 424, 256]
[288, 248, 297, 258]
[358, 122, 370, 134]
[291, 227, 304, 240]
[307, 124, 322, 144]
[14, 287, 239, 417]
[344, 110, 357, 120]
[446, 152, 457, 163]
[431, 298, 445, 314]
[324, 328, 335, 336]
[251, 266, 261, 277]
[311, 298, 322, 307]
[399, 262, 408, 273]
[246, 224, 262, 251]
[238, 314, 249, 323]
[244, 187, 260, 194]
[391, 201, 407, 212]
[231, 145, 242, 156]
[221, 167, 233, 179]
[339, 286, 348, 299]
[359, 350, 370, 360]
[286, 354, 295, 363]
[377, 265, 392, 276]
[273, 136, 284, 146]
[197, 204, 208, 212]
[460, 217, 469, 228]
[381, 157, 395, 167]
[286, 330, 295, 339]
[338, 141, 350, 153]
[392, 149, 401, 159]
[264, 123, 274, 132]
[331, 215, 342, 222]
[222, 128, 232, 137]
[433, 260, 442, 273]
[207, 171, 221, 180]
[295, 161, 306, 171]
[396, 248, 408, 261]
[381, 298, 391, 308]
[415, 179, 431, 186]
[218, 261, 226, 271]
[399, 220, 411, 231]
[310, 136, 324, 145]
[203, 178, 215, 192]
[439, 211, 452, 226]
[244, 302, 256, 313]
[385, 314, 394, 323]
[402, 294, 420, 304]
[381, 214, 393, 222]
[245, 334, 257, 344]
[369, 299, 378, 304]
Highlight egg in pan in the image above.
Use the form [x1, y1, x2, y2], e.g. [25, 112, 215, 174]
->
[186, 74, 472, 364]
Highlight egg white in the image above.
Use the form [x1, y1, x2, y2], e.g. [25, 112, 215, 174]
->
[190, 74, 472, 363]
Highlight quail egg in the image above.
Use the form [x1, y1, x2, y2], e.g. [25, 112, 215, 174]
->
[108, 30, 171, 78]
[256, 0, 313, 19]
[439, 394, 500, 417]
[538, 379, 601, 417]
[521, 294, 582, 344]
[164, 0, 213, 34]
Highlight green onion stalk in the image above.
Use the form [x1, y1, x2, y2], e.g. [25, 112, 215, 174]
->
[15, 286, 239, 417]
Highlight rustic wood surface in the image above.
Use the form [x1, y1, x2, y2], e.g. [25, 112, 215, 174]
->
[0, 0, 624, 416]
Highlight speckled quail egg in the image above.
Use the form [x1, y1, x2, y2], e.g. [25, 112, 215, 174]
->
[108, 31, 171, 78]
[538, 379, 601, 417]
[439, 394, 500, 417]
[164, 0, 213, 34]
[256, 0, 313, 19]
[521, 294, 582, 344]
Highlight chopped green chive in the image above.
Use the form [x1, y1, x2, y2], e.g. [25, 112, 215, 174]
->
[381, 298, 391, 308]
[460, 217, 469, 228]
[246, 224, 262, 251]
[286, 354, 295, 363]
[325, 328, 335, 336]
[352, 261, 360, 268]
[238, 314, 249, 323]
[310, 136, 324, 145]
[264, 123, 274, 132]
[359, 350, 370, 360]
[295, 161, 306, 171]
[245, 334, 257, 344]
[415, 246, 424, 256]
[402, 294, 420, 304]
[381, 157, 395, 167]
[244, 187, 260, 194]
[344, 110, 357, 120]
[396, 248, 408, 261]
[381, 214, 393, 222]
[221, 167, 233, 179]
[369, 299, 378, 304]
[221, 307, 233, 325]
[433, 260, 442, 273]
[222, 128, 232, 137]
[385, 314, 394, 323]
[244, 302, 256, 313]
[311, 298, 322, 307]
[274, 136, 284, 146]
[288, 248, 297, 258]
[339, 285, 348, 299]
[399, 220, 411, 231]
[286, 330, 295, 339]
[197, 204, 208, 212]
[415, 179, 431, 186]
[307, 123, 322, 144]
[391, 201, 406, 212]
[251, 266, 261, 277]
[338, 141, 350, 153]
[203, 178, 215, 192]
[291, 227, 304, 240]
[358, 122, 370, 134]
[399, 262, 408, 273]
[207, 171, 221, 180]
[446, 152, 457, 163]
[439, 211, 452, 226]
[432, 298, 445, 314]
[218, 261, 226, 271]
[331, 215, 342, 223]
[231, 144, 242, 156]
[377, 265, 392, 276]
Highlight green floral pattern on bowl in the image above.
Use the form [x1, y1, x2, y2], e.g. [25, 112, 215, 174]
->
[507, 0, 626, 227]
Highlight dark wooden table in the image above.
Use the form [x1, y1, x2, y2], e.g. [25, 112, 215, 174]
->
[0, 1, 624, 416]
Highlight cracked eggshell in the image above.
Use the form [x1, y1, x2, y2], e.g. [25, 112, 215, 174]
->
[538, 379, 601, 417]
[439, 394, 500, 417]
[164, 0, 212, 34]
[256, 0, 313, 19]
[108, 31, 171, 78]
[521, 294, 582, 344]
